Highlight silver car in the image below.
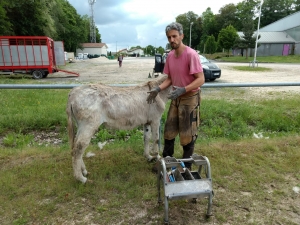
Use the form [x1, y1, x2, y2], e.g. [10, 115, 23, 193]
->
[199, 55, 221, 81]
[154, 53, 221, 82]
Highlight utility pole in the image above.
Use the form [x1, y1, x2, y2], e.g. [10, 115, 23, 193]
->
[252, 0, 264, 67]
[189, 22, 193, 47]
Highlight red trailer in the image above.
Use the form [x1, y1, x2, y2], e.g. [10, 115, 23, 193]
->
[0, 36, 79, 79]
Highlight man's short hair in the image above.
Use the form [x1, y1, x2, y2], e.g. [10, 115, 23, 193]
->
[165, 22, 183, 35]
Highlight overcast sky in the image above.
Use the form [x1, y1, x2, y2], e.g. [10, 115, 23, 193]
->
[68, 0, 242, 51]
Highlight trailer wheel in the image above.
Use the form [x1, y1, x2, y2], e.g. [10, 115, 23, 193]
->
[32, 70, 45, 79]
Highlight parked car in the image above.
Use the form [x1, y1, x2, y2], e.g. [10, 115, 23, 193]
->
[199, 54, 221, 81]
[153, 53, 221, 81]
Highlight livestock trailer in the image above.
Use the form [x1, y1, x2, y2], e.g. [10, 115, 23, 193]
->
[0, 36, 79, 79]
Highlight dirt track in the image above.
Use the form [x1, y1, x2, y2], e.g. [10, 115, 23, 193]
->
[43, 57, 300, 97]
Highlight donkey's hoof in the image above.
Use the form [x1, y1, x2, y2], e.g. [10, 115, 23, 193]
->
[82, 170, 89, 176]
[147, 157, 156, 162]
[86, 179, 94, 184]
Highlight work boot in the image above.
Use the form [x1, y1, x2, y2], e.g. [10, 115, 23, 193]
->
[182, 137, 197, 168]
[162, 138, 175, 158]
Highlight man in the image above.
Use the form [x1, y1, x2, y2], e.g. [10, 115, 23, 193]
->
[118, 55, 123, 67]
[147, 22, 205, 169]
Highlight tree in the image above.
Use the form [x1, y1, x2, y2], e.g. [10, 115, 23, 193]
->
[156, 46, 165, 55]
[175, 11, 200, 48]
[234, 14, 258, 59]
[260, 0, 294, 27]
[205, 35, 217, 54]
[200, 8, 218, 53]
[218, 25, 239, 55]
[215, 3, 240, 31]
[144, 45, 155, 56]
[5, 1, 51, 36]
[295, 0, 300, 11]
[54, 0, 88, 52]
[1, 0, 101, 53]
[235, 0, 257, 31]
[0, 0, 12, 35]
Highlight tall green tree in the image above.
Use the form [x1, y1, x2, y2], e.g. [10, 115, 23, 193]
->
[95, 27, 102, 43]
[236, 0, 257, 30]
[54, 0, 88, 52]
[234, 13, 257, 59]
[205, 35, 217, 54]
[1, 0, 101, 52]
[4, 1, 50, 36]
[260, 0, 295, 27]
[215, 3, 240, 31]
[218, 25, 239, 55]
[295, 0, 300, 11]
[0, 0, 12, 35]
[144, 45, 155, 55]
[175, 11, 200, 48]
[200, 7, 218, 53]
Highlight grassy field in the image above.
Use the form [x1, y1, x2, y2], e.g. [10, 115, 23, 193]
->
[0, 75, 300, 224]
[204, 53, 300, 64]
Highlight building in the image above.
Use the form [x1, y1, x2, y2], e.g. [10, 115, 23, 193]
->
[127, 48, 144, 56]
[76, 43, 108, 57]
[116, 48, 144, 57]
[235, 10, 300, 56]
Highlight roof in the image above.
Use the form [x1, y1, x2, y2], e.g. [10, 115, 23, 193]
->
[260, 11, 300, 32]
[118, 48, 128, 53]
[128, 48, 143, 52]
[237, 31, 296, 43]
[81, 43, 108, 48]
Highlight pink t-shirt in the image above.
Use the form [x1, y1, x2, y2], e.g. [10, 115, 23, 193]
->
[163, 46, 203, 91]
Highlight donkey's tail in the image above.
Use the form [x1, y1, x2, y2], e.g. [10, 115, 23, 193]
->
[66, 102, 76, 151]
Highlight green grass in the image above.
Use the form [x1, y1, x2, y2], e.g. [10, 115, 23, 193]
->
[206, 54, 300, 63]
[0, 135, 299, 224]
[231, 66, 272, 71]
[0, 88, 69, 133]
[1, 86, 300, 142]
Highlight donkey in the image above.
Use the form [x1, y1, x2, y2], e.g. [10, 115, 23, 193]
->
[66, 75, 171, 183]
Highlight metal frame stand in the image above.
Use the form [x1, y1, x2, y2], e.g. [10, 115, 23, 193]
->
[157, 154, 213, 224]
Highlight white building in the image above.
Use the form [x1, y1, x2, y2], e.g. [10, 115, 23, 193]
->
[76, 43, 108, 56]
[127, 48, 144, 56]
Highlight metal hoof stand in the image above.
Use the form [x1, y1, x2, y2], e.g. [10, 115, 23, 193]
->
[157, 154, 213, 224]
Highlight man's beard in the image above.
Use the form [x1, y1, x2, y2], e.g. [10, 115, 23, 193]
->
[171, 42, 180, 49]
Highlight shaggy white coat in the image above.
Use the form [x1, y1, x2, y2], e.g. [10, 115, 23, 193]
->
[66, 75, 171, 183]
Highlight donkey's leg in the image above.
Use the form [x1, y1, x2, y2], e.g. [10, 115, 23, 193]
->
[143, 124, 154, 161]
[81, 157, 88, 176]
[150, 120, 161, 160]
[72, 125, 98, 183]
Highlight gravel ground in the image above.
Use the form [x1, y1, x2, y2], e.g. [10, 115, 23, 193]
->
[45, 57, 300, 96]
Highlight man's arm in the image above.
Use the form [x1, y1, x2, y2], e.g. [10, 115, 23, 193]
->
[158, 76, 172, 90]
[184, 72, 205, 92]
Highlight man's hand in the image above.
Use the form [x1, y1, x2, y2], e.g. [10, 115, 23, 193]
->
[167, 86, 186, 100]
[147, 86, 161, 104]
